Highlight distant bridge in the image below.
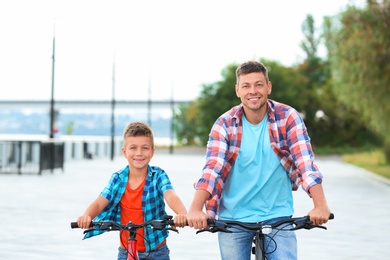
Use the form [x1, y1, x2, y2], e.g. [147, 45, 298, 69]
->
[0, 99, 191, 110]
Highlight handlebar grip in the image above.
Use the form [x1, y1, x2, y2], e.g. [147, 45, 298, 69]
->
[329, 213, 334, 220]
[70, 221, 95, 228]
[207, 219, 215, 225]
[70, 222, 79, 228]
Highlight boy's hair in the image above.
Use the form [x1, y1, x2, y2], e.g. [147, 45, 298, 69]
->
[236, 61, 269, 83]
[123, 122, 154, 148]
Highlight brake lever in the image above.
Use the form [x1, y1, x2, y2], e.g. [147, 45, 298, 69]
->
[82, 222, 111, 234]
[293, 219, 327, 230]
[196, 227, 222, 234]
[83, 229, 93, 234]
[196, 223, 232, 234]
[150, 219, 179, 234]
[167, 227, 179, 233]
[308, 224, 327, 230]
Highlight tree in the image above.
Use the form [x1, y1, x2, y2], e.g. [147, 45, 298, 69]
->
[298, 15, 331, 141]
[196, 63, 239, 144]
[173, 102, 202, 145]
[264, 60, 308, 112]
[65, 121, 75, 135]
[325, 0, 390, 160]
[298, 13, 379, 147]
[174, 60, 313, 145]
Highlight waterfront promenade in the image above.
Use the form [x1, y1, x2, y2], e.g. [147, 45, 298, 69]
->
[1, 148, 389, 259]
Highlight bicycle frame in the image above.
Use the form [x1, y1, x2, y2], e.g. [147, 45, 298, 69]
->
[252, 226, 278, 260]
[253, 230, 266, 260]
[252, 222, 290, 260]
[126, 229, 139, 260]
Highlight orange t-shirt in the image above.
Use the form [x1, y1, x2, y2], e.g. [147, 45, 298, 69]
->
[120, 178, 146, 252]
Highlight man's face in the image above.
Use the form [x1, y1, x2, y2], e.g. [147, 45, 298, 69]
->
[235, 72, 272, 113]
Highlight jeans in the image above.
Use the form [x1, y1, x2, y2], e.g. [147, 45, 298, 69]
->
[218, 216, 297, 260]
[117, 243, 170, 260]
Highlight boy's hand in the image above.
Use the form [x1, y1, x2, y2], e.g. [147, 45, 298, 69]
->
[173, 214, 187, 228]
[77, 215, 92, 229]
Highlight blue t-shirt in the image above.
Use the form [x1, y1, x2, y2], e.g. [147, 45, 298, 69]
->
[219, 114, 293, 222]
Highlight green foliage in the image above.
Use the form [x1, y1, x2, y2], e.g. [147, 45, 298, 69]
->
[299, 13, 379, 148]
[300, 14, 320, 59]
[173, 2, 388, 153]
[65, 121, 75, 135]
[297, 16, 330, 144]
[266, 60, 308, 112]
[326, 0, 390, 160]
[173, 102, 202, 145]
[342, 148, 390, 179]
[196, 63, 240, 144]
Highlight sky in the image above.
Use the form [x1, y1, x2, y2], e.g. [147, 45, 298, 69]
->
[0, 0, 365, 102]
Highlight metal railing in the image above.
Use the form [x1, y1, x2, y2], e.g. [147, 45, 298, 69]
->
[0, 140, 64, 175]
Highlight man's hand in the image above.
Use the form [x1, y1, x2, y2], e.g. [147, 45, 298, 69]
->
[308, 206, 331, 225]
[187, 189, 212, 229]
[187, 210, 210, 230]
[308, 184, 331, 225]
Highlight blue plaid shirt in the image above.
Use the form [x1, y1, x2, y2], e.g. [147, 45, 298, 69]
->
[83, 165, 174, 252]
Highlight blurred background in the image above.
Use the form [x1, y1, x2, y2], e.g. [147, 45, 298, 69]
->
[1, 1, 390, 259]
[0, 0, 389, 178]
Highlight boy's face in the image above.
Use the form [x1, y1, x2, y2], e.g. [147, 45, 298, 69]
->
[122, 136, 154, 171]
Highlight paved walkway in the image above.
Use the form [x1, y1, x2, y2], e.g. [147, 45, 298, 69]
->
[1, 150, 389, 259]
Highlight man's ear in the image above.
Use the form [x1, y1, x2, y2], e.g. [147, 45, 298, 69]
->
[268, 81, 272, 95]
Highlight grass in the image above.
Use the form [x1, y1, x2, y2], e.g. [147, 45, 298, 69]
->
[313, 145, 390, 180]
[341, 149, 390, 180]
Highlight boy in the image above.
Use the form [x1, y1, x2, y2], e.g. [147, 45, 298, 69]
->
[77, 122, 187, 260]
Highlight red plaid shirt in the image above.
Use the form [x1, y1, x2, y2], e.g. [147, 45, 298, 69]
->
[195, 99, 323, 218]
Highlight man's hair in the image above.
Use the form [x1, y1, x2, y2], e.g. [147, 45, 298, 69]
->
[236, 61, 269, 83]
[123, 122, 154, 147]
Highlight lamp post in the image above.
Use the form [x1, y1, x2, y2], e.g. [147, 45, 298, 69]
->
[49, 22, 56, 139]
[110, 50, 116, 161]
[169, 87, 175, 154]
[147, 76, 152, 126]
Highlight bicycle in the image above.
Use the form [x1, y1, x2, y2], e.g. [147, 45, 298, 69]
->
[70, 215, 178, 260]
[196, 213, 334, 260]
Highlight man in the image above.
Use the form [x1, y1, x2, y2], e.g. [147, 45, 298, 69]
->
[187, 61, 331, 259]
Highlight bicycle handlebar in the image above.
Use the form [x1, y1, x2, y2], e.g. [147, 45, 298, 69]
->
[70, 215, 177, 234]
[198, 213, 334, 234]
